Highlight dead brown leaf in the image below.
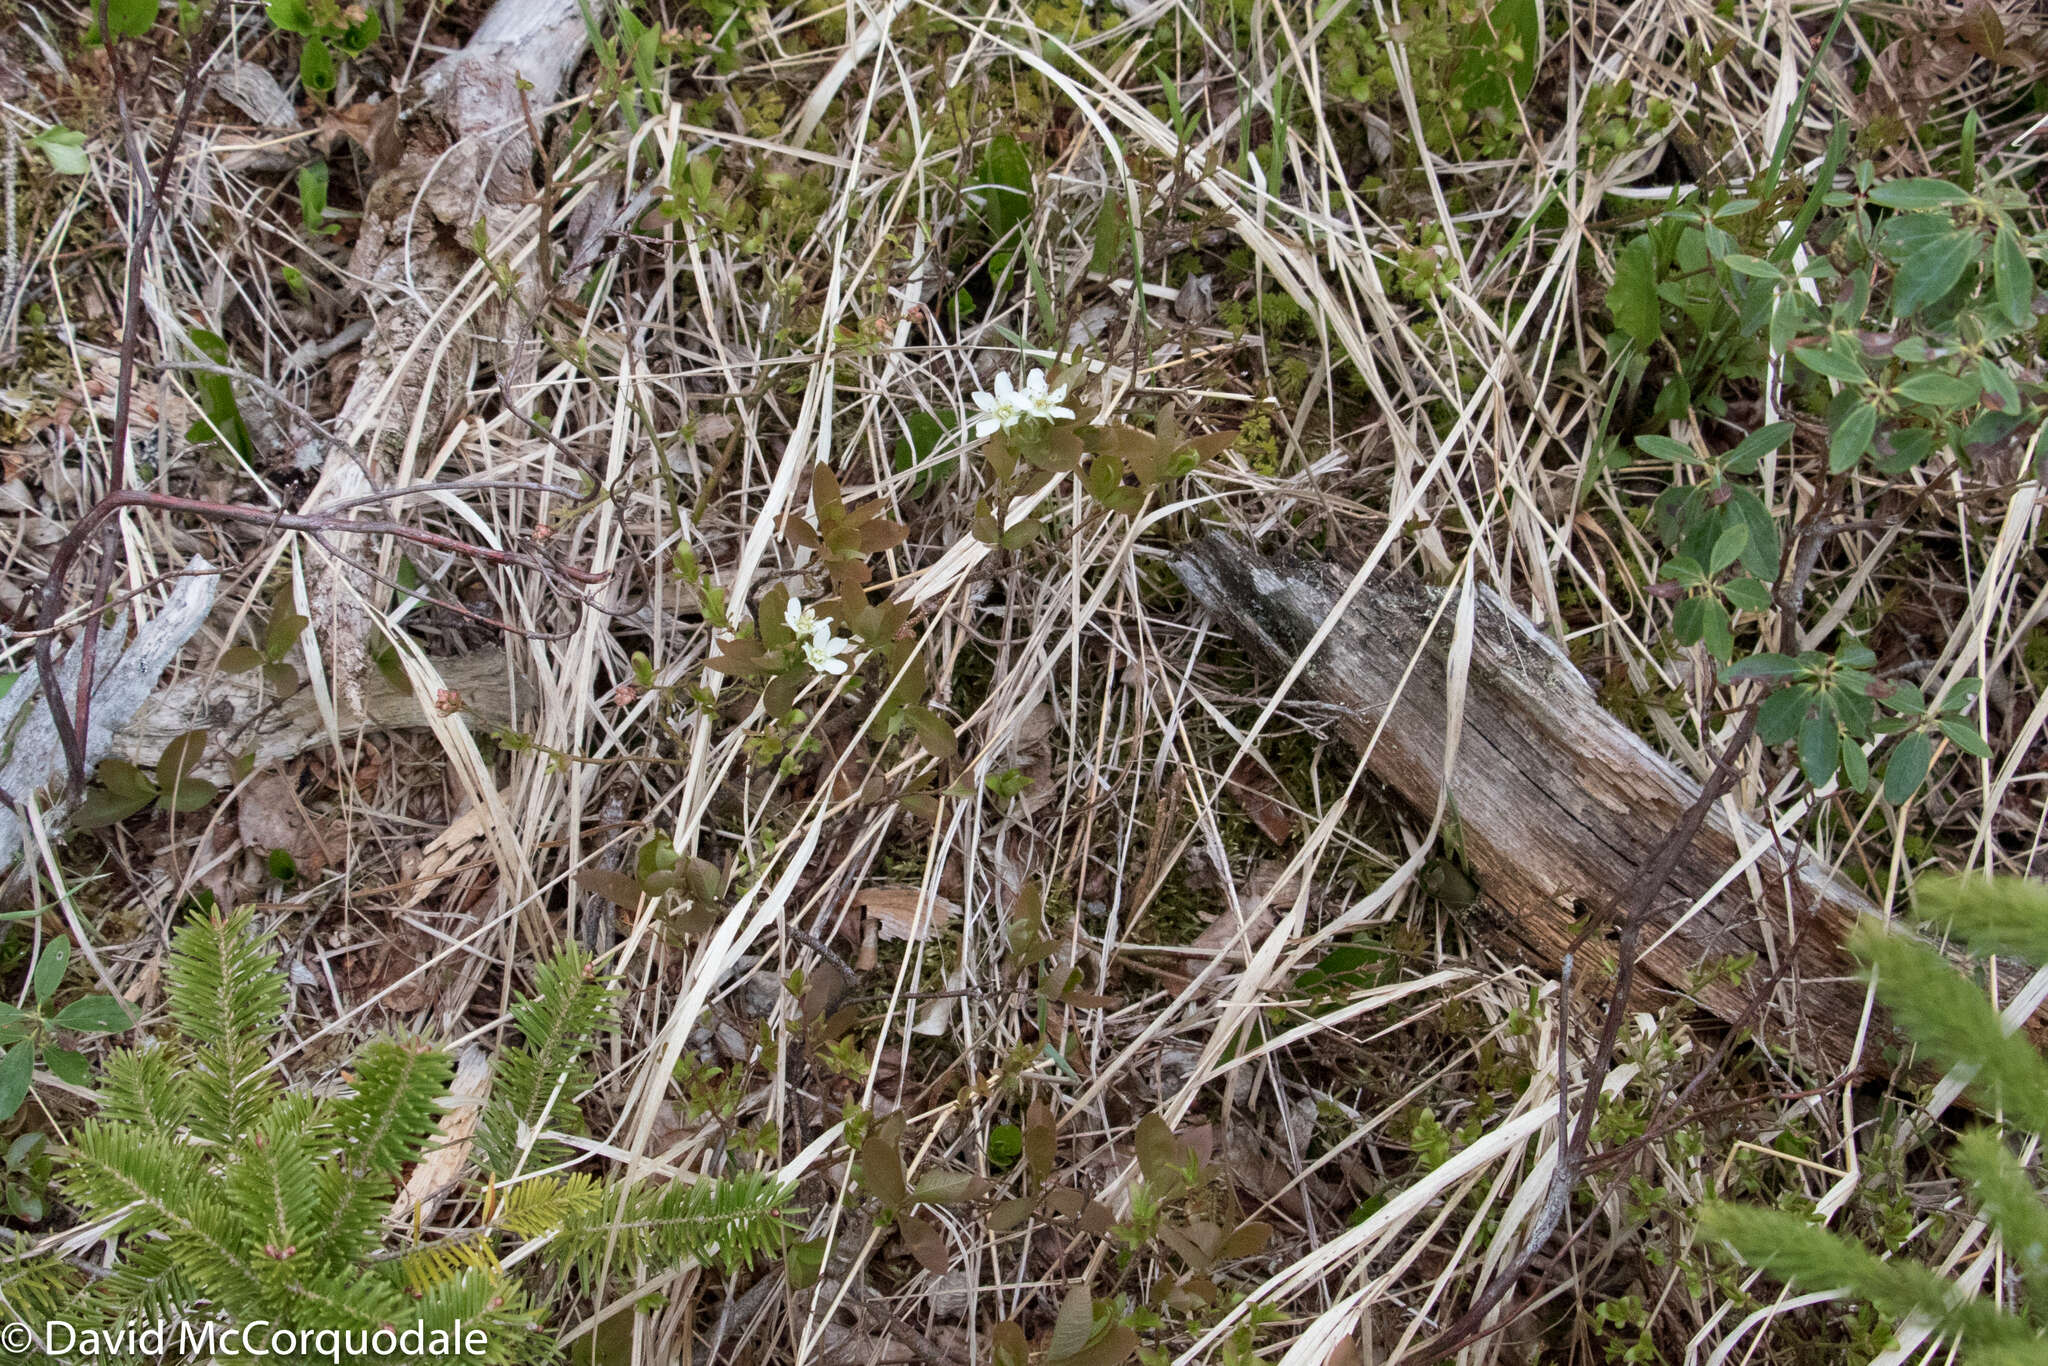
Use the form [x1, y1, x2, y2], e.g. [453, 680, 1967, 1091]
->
[317, 99, 402, 171]
[1191, 861, 1301, 961]
[238, 771, 338, 877]
[854, 886, 960, 942]
[1226, 758, 1296, 844]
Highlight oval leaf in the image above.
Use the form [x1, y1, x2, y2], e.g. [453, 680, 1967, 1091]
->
[31, 938, 69, 1009]
[0, 1045, 31, 1123]
[1884, 731, 1934, 804]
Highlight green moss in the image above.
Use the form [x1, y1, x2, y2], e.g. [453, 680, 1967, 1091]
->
[1233, 411, 1281, 474]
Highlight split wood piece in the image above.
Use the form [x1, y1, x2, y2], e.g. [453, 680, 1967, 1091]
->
[297, 0, 589, 701]
[1174, 533, 1979, 1078]
[109, 648, 513, 779]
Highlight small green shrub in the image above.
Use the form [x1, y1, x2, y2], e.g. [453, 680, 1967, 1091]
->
[14, 906, 791, 1363]
[1701, 876, 2048, 1359]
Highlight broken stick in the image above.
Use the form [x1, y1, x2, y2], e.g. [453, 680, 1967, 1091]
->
[1175, 533, 1901, 1077]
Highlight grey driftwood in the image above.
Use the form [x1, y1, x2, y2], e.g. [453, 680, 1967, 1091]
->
[1174, 533, 1890, 1076]
[0, 560, 218, 869]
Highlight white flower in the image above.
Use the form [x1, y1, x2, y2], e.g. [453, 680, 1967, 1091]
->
[971, 367, 1074, 437]
[784, 597, 857, 675]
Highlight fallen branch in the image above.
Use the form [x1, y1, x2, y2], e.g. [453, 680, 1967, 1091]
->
[1173, 533, 1882, 1077]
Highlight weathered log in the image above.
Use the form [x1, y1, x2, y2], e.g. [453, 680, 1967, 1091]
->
[1174, 533, 1889, 1076]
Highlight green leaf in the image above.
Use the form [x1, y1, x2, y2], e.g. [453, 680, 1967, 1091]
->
[29, 126, 89, 175]
[31, 938, 69, 1010]
[1756, 684, 1808, 746]
[264, 608, 309, 661]
[1722, 577, 1773, 612]
[1896, 370, 1980, 407]
[1048, 1284, 1097, 1363]
[1721, 253, 1781, 279]
[157, 728, 208, 787]
[1993, 226, 2033, 329]
[340, 8, 380, 53]
[1874, 426, 1935, 474]
[266, 0, 315, 31]
[1979, 356, 2021, 414]
[1607, 236, 1661, 348]
[52, 995, 137, 1034]
[976, 135, 1033, 244]
[1768, 291, 1805, 355]
[987, 1124, 1023, 1168]
[1839, 738, 1870, 793]
[1089, 198, 1128, 275]
[70, 786, 154, 830]
[1700, 599, 1734, 664]
[1722, 421, 1795, 476]
[905, 705, 958, 760]
[1663, 555, 1706, 587]
[1798, 711, 1839, 788]
[1828, 400, 1878, 472]
[160, 776, 216, 814]
[106, 0, 157, 37]
[300, 37, 336, 94]
[1135, 1112, 1187, 1185]
[1940, 717, 1993, 759]
[1490, 0, 1540, 98]
[1867, 178, 1971, 210]
[100, 759, 155, 802]
[1635, 433, 1697, 464]
[1792, 343, 1867, 385]
[1893, 231, 1977, 316]
[993, 1321, 1030, 1366]
[219, 646, 266, 674]
[1724, 652, 1801, 681]
[0, 1045, 32, 1122]
[1725, 489, 1781, 579]
[1708, 525, 1748, 576]
[297, 162, 339, 237]
[262, 662, 301, 698]
[1883, 731, 1933, 803]
[43, 1046, 89, 1087]
[1672, 596, 1705, 646]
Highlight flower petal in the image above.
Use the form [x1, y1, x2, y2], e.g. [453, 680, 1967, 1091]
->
[993, 372, 1017, 402]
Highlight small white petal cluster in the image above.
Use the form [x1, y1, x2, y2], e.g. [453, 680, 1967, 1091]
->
[784, 597, 856, 675]
[970, 367, 1075, 437]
